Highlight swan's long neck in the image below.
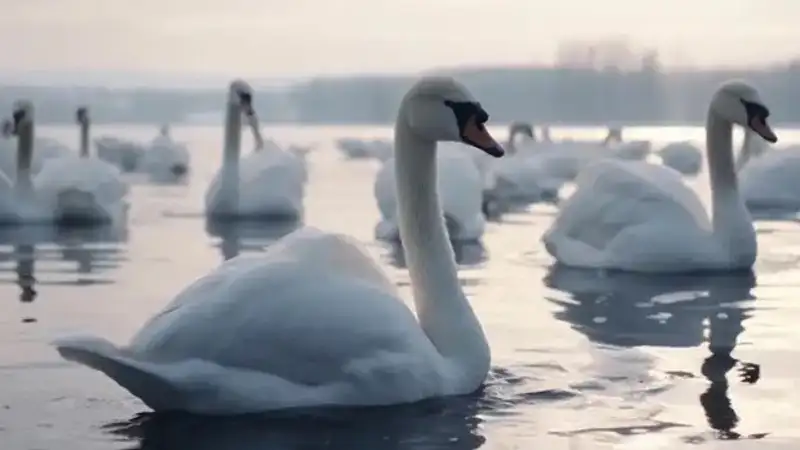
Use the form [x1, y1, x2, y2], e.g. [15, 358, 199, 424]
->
[15, 121, 33, 196]
[218, 101, 242, 215]
[394, 116, 489, 376]
[706, 110, 753, 247]
[79, 120, 90, 158]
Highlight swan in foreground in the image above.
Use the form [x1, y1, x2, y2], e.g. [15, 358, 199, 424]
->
[658, 141, 703, 175]
[140, 125, 191, 179]
[738, 130, 800, 211]
[54, 76, 501, 414]
[374, 142, 486, 241]
[543, 80, 777, 272]
[33, 107, 129, 225]
[205, 80, 306, 220]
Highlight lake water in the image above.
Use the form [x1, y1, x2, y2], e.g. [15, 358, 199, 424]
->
[2, 124, 800, 450]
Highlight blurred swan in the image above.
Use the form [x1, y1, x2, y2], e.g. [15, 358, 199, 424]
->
[95, 136, 146, 172]
[205, 80, 306, 220]
[543, 80, 777, 272]
[657, 141, 703, 175]
[54, 76, 501, 414]
[0, 102, 49, 222]
[737, 129, 800, 212]
[140, 124, 191, 179]
[375, 143, 486, 241]
[336, 137, 393, 160]
[33, 107, 129, 225]
[0, 124, 70, 178]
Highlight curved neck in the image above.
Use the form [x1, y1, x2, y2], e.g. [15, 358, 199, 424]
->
[218, 101, 242, 215]
[15, 121, 33, 196]
[706, 111, 749, 233]
[393, 116, 489, 370]
[247, 115, 265, 151]
[79, 121, 90, 158]
[735, 129, 764, 172]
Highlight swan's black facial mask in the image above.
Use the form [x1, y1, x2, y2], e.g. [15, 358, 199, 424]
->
[444, 101, 504, 157]
[239, 92, 255, 117]
[742, 99, 777, 143]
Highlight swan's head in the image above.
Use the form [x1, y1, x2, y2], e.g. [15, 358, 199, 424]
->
[228, 79, 256, 118]
[3, 100, 34, 137]
[712, 80, 777, 143]
[75, 106, 89, 125]
[401, 76, 504, 157]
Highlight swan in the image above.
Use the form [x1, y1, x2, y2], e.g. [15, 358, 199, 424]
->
[738, 130, 800, 211]
[140, 125, 191, 179]
[542, 80, 777, 272]
[374, 142, 486, 241]
[53, 76, 502, 414]
[0, 125, 70, 179]
[33, 106, 129, 225]
[95, 135, 146, 172]
[658, 141, 703, 175]
[205, 80, 306, 221]
[336, 138, 393, 161]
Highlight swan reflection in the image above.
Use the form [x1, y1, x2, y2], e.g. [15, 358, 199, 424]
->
[205, 219, 301, 261]
[105, 395, 486, 450]
[545, 266, 762, 438]
[386, 240, 487, 269]
[0, 224, 128, 301]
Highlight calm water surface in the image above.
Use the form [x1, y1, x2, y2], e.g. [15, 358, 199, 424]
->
[2, 124, 800, 449]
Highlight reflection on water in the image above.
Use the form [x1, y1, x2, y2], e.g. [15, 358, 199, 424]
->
[385, 240, 488, 268]
[0, 225, 128, 313]
[205, 219, 302, 261]
[545, 266, 767, 440]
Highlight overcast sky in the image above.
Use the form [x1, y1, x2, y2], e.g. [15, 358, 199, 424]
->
[1, 0, 798, 79]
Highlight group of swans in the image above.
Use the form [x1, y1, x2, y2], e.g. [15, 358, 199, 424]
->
[0, 103, 128, 225]
[52, 76, 780, 416]
[96, 125, 191, 180]
[543, 80, 778, 272]
[55, 76, 501, 415]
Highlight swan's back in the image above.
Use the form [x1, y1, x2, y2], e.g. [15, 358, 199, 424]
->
[34, 156, 127, 205]
[546, 160, 709, 251]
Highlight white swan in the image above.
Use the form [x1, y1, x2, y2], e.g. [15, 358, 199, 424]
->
[33, 107, 129, 225]
[542, 80, 777, 272]
[0, 125, 70, 179]
[738, 130, 800, 211]
[336, 138, 393, 161]
[140, 125, 191, 179]
[53, 76, 502, 414]
[374, 142, 486, 241]
[658, 141, 703, 175]
[205, 80, 306, 220]
[95, 136, 146, 172]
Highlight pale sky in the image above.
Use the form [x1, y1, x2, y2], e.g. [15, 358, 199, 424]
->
[2, 0, 799, 79]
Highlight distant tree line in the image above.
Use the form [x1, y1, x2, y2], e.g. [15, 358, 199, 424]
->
[2, 39, 800, 125]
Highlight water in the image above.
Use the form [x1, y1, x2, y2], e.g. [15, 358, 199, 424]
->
[2, 124, 800, 449]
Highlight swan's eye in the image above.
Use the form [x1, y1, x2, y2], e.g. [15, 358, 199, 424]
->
[741, 99, 769, 120]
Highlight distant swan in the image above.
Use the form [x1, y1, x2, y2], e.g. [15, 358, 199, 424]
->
[0, 122, 70, 179]
[95, 136, 146, 172]
[33, 107, 129, 225]
[737, 130, 800, 211]
[205, 80, 306, 220]
[0, 102, 46, 222]
[140, 125, 191, 179]
[658, 141, 703, 175]
[54, 76, 502, 414]
[375, 143, 486, 241]
[543, 80, 777, 272]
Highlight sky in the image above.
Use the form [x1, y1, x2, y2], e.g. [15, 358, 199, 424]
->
[1, 0, 799, 82]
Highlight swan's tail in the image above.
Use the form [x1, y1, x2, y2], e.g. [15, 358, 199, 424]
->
[54, 336, 184, 411]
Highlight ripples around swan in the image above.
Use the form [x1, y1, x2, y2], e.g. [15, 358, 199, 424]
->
[1, 124, 800, 449]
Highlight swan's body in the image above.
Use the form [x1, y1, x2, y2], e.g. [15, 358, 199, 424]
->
[543, 80, 777, 272]
[336, 138, 392, 161]
[54, 76, 501, 414]
[33, 107, 128, 225]
[658, 141, 703, 175]
[738, 131, 800, 211]
[375, 144, 485, 241]
[140, 125, 191, 179]
[95, 136, 146, 172]
[205, 83, 305, 220]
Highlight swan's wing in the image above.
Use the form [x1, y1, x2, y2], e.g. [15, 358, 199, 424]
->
[34, 157, 127, 204]
[127, 227, 426, 386]
[547, 160, 708, 250]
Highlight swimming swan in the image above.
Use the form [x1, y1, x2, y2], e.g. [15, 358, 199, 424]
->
[205, 80, 305, 220]
[737, 130, 800, 211]
[33, 107, 128, 225]
[140, 125, 191, 179]
[53, 76, 503, 414]
[542, 80, 777, 272]
[0, 102, 45, 223]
